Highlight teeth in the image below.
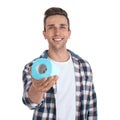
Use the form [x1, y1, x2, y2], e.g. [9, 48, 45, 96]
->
[54, 38, 62, 41]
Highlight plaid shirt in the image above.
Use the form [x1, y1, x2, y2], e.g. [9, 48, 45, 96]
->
[22, 50, 97, 120]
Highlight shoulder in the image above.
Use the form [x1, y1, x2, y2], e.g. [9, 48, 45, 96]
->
[68, 49, 89, 64]
[68, 49, 92, 72]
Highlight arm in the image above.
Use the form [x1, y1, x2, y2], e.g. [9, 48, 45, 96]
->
[87, 82, 97, 120]
[87, 64, 97, 120]
[28, 84, 44, 104]
[22, 63, 41, 109]
[22, 63, 58, 109]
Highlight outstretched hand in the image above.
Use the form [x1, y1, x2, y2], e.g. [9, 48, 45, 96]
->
[31, 75, 59, 92]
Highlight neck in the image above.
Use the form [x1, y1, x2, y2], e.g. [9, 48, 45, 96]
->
[48, 49, 70, 62]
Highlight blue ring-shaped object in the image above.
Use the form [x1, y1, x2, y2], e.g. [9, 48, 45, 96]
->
[31, 58, 52, 80]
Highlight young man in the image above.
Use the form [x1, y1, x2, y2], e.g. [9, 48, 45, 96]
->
[22, 7, 97, 120]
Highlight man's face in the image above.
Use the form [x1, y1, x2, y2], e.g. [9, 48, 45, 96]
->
[43, 15, 71, 51]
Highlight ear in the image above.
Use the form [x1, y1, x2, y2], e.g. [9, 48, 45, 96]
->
[68, 30, 71, 39]
[43, 31, 46, 39]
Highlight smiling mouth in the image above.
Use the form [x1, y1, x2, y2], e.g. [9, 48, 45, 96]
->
[53, 38, 64, 41]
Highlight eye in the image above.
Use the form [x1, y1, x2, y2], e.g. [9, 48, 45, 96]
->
[60, 26, 66, 29]
[48, 26, 54, 29]
[60, 25, 68, 29]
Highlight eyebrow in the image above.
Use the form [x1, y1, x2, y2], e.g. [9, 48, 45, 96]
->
[47, 24, 68, 27]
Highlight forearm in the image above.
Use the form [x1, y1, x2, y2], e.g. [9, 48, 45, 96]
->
[22, 63, 42, 109]
[88, 84, 97, 120]
[28, 84, 44, 104]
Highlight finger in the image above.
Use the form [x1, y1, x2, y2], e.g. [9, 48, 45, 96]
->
[32, 76, 59, 92]
[42, 76, 59, 90]
[43, 76, 58, 87]
[31, 78, 47, 89]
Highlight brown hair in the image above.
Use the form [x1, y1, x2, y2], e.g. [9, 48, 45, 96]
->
[43, 7, 70, 31]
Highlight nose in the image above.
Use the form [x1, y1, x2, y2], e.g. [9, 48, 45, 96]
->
[54, 28, 60, 35]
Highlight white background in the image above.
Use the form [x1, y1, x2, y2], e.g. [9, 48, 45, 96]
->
[0, 0, 120, 119]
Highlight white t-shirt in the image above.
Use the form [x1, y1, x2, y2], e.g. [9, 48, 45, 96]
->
[49, 56, 76, 120]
